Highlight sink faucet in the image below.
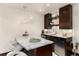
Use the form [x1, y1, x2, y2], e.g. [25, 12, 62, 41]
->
[22, 31, 29, 36]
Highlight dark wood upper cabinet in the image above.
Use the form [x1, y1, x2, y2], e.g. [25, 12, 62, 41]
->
[44, 13, 52, 29]
[59, 4, 72, 29]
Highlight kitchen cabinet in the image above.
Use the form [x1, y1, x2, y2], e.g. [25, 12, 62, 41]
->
[21, 44, 54, 56]
[44, 13, 52, 29]
[42, 34, 72, 56]
[59, 4, 72, 29]
[33, 44, 54, 56]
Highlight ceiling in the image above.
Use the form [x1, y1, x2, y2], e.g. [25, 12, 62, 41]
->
[0, 3, 69, 14]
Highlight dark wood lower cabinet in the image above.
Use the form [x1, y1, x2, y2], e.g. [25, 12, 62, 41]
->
[41, 34, 72, 56]
[34, 44, 53, 56]
[22, 44, 54, 56]
[65, 38, 73, 56]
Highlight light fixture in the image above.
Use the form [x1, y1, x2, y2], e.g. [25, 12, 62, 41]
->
[30, 16, 33, 20]
[22, 6, 33, 24]
[46, 3, 50, 7]
[22, 6, 26, 24]
[39, 8, 44, 12]
[39, 9, 42, 12]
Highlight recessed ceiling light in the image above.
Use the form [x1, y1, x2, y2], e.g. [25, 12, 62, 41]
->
[46, 4, 50, 7]
[30, 16, 33, 19]
[39, 9, 42, 12]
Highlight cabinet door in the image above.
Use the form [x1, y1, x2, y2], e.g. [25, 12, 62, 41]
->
[35, 44, 53, 56]
[59, 4, 72, 29]
[44, 13, 52, 29]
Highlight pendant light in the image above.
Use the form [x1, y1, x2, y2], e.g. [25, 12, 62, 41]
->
[22, 5, 26, 24]
[22, 5, 33, 24]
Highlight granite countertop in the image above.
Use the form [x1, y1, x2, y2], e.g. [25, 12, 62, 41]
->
[43, 29, 73, 38]
[44, 33, 72, 38]
[16, 37, 53, 51]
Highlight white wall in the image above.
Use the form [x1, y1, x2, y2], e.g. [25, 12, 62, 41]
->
[0, 6, 44, 53]
[72, 4, 79, 43]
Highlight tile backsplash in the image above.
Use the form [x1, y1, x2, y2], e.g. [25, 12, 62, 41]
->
[43, 28, 73, 37]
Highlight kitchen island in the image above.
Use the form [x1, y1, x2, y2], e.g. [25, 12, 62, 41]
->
[16, 37, 54, 56]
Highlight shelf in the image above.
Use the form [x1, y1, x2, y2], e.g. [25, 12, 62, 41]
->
[49, 16, 59, 20]
[51, 24, 59, 26]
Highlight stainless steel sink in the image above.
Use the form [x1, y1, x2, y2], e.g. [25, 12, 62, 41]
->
[29, 38, 41, 43]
